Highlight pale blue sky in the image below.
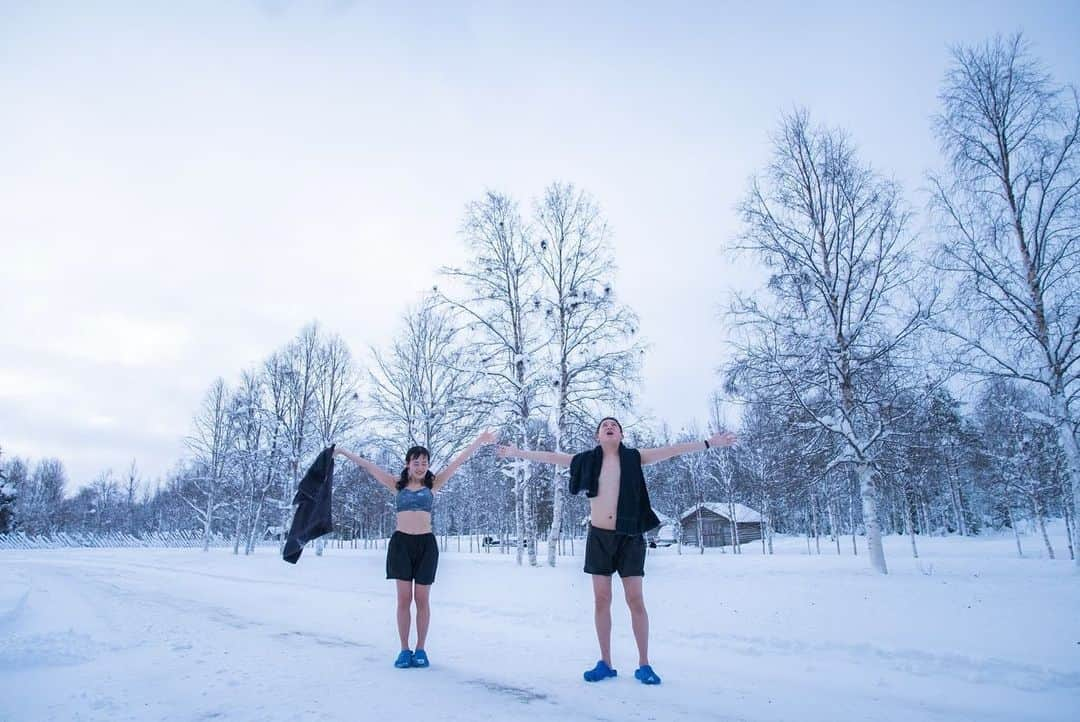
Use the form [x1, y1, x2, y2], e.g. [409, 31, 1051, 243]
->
[2, 1, 1078, 488]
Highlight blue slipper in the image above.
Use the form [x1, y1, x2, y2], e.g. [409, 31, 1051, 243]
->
[583, 660, 617, 682]
[394, 650, 413, 669]
[411, 649, 430, 668]
[634, 664, 661, 685]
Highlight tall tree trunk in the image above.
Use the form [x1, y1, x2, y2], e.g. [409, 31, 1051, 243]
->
[902, 484, 918, 559]
[946, 451, 968, 536]
[524, 477, 538, 567]
[547, 474, 565, 566]
[857, 463, 887, 574]
[202, 487, 214, 553]
[849, 477, 858, 556]
[917, 484, 931, 536]
[514, 472, 525, 566]
[696, 504, 704, 555]
[1031, 492, 1055, 560]
[728, 498, 741, 553]
[1051, 395, 1080, 569]
[1006, 504, 1024, 558]
[246, 494, 265, 556]
[830, 498, 841, 555]
[1062, 488, 1075, 562]
[761, 490, 769, 555]
[547, 377, 570, 567]
[232, 507, 243, 555]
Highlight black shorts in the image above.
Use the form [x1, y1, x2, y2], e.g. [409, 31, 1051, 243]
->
[386, 531, 439, 585]
[584, 525, 646, 578]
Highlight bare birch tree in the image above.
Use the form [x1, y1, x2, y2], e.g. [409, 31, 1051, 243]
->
[252, 355, 294, 552]
[314, 332, 363, 448]
[533, 182, 643, 566]
[184, 378, 238, 551]
[729, 109, 930, 574]
[124, 460, 139, 535]
[976, 379, 1063, 559]
[369, 294, 489, 469]
[441, 191, 545, 566]
[228, 369, 287, 555]
[930, 34, 1080, 567]
[11, 458, 63, 535]
[275, 324, 333, 548]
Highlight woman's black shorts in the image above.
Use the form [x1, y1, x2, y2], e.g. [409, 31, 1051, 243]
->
[584, 525, 647, 578]
[386, 531, 439, 585]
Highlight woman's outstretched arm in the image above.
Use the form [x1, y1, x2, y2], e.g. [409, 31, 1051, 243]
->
[334, 448, 397, 491]
[433, 430, 499, 490]
[496, 445, 573, 468]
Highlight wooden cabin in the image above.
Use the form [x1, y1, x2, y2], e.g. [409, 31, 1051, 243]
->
[679, 502, 763, 547]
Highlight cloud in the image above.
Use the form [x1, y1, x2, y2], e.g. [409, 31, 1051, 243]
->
[52, 312, 194, 368]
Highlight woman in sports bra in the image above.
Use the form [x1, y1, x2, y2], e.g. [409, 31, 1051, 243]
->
[335, 430, 496, 669]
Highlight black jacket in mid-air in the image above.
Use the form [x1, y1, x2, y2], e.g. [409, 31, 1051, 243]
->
[283, 445, 335, 564]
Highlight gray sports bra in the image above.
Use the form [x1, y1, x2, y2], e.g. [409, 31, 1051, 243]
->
[396, 486, 434, 513]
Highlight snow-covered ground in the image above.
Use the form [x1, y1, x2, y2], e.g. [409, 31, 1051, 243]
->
[2, 528, 1078, 721]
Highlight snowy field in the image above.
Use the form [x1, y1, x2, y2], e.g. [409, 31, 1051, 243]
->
[2, 529, 1078, 722]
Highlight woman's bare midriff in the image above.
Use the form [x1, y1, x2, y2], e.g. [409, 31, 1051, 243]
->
[396, 509, 433, 535]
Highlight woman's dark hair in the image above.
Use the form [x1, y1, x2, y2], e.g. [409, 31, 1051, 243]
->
[397, 445, 435, 490]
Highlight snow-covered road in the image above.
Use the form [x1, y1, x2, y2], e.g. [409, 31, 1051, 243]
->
[2, 535, 1077, 721]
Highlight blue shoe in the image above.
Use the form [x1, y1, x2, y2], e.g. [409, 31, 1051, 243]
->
[634, 664, 661, 685]
[583, 660, 617, 682]
[411, 649, 429, 668]
[394, 650, 413, 669]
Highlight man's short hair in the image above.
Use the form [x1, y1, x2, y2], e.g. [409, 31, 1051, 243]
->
[596, 417, 623, 434]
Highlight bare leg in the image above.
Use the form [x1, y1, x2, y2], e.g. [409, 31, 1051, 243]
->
[622, 576, 649, 666]
[591, 574, 613, 664]
[414, 583, 431, 649]
[395, 580, 413, 649]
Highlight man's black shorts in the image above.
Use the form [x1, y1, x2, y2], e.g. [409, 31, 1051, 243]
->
[386, 531, 439, 585]
[584, 525, 646, 577]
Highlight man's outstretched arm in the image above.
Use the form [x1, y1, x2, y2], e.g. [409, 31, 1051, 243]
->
[639, 431, 737, 465]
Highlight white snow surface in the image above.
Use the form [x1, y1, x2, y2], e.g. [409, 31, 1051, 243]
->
[2, 529, 1078, 721]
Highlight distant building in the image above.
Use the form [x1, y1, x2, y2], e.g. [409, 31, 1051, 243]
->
[679, 502, 763, 547]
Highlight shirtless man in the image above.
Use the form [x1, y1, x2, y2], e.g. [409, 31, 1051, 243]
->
[497, 417, 736, 685]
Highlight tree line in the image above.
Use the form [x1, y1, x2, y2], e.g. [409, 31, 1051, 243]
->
[2, 34, 1076, 573]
